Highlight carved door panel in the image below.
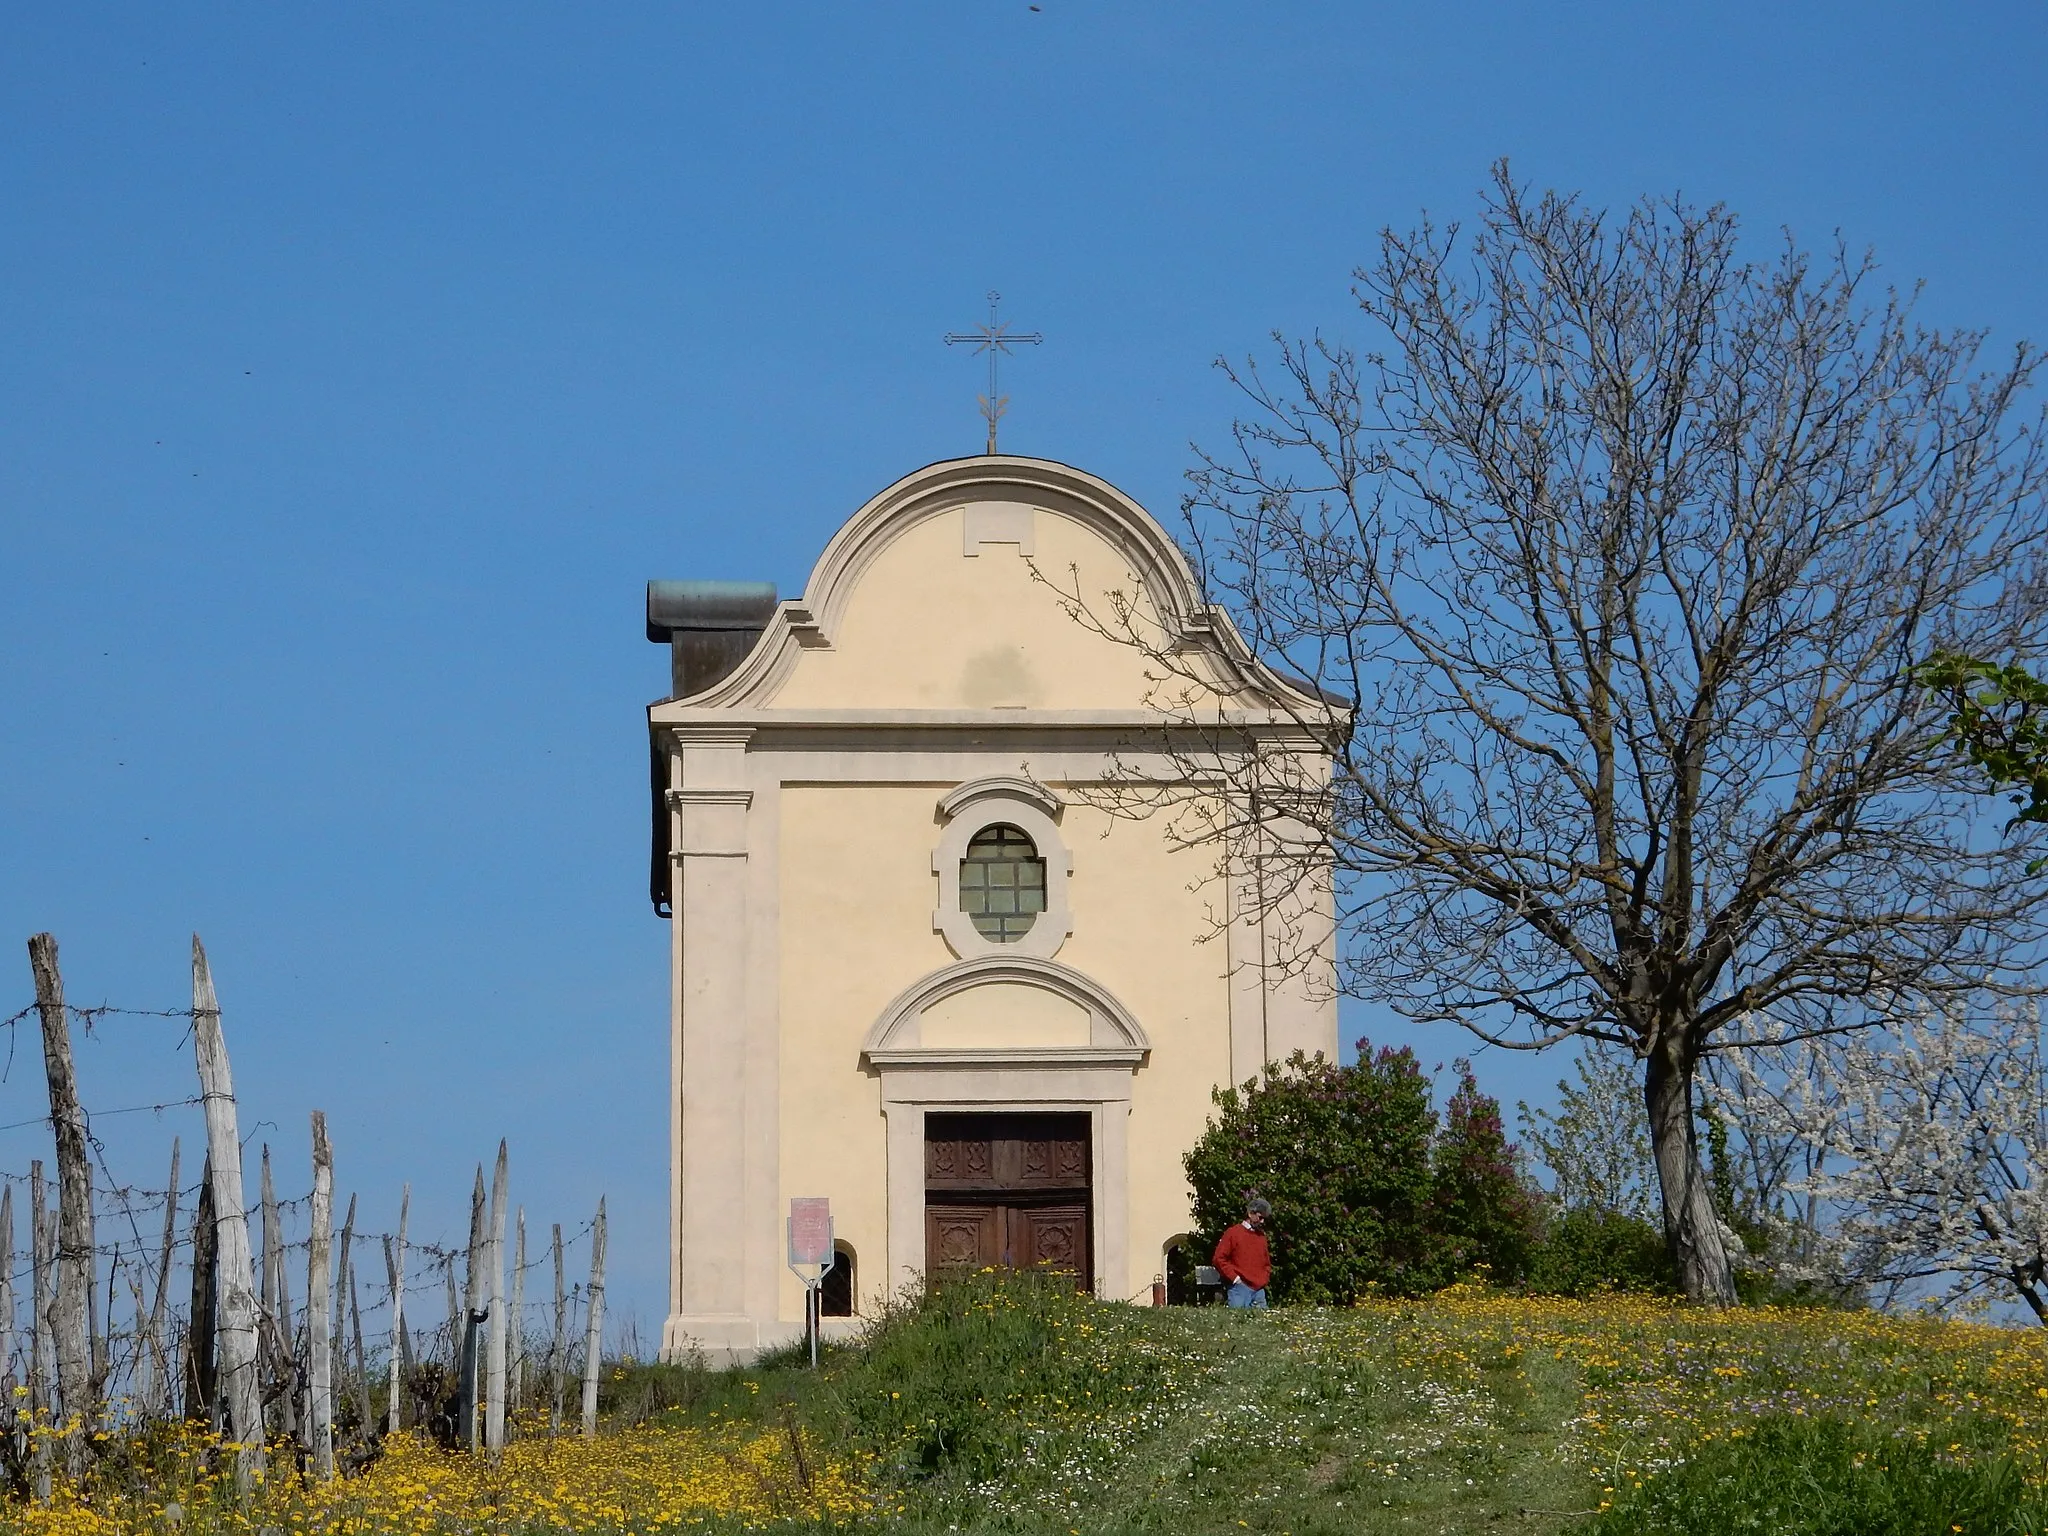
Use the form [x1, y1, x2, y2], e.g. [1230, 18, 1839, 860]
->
[925, 1131, 996, 1190]
[1013, 1131, 1090, 1191]
[924, 1113, 1093, 1291]
[925, 1205, 1002, 1272]
[1011, 1203, 1089, 1277]
[925, 1113, 1090, 1193]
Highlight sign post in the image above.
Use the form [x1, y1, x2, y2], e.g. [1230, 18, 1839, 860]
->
[786, 1197, 835, 1369]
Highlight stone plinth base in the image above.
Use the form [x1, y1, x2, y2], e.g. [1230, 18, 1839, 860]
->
[660, 1312, 868, 1368]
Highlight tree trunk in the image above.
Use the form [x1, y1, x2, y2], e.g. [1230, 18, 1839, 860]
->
[29, 933, 95, 1473]
[191, 935, 265, 1485]
[1644, 1034, 1737, 1305]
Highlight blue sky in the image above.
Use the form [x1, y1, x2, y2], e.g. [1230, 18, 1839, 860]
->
[3, 4, 2044, 1333]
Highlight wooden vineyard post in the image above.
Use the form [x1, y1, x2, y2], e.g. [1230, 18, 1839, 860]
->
[549, 1223, 565, 1436]
[1, 1183, 18, 1482]
[124, 1266, 152, 1414]
[186, 1157, 218, 1423]
[192, 935, 266, 1486]
[0, 1182, 16, 1494]
[145, 1139, 181, 1419]
[484, 1146, 509, 1450]
[459, 1168, 485, 1451]
[334, 1193, 356, 1434]
[28, 1168, 51, 1501]
[272, 1154, 300, 1449]
[485, 1142, 508, 1455]
[259, 1146, 298, 1444]
[28, 1166, 49, 1415]
[0, 1183, 14, 1399]
[455, 1313, 481, 1454]
[509, 1209, 526, 1413]
[88, 1248, 107, 1408]
[307, 1112, 334, 1479]
[442, 1257, 459, 1382]
[348, 1259, 372, 1440]
[463, 1171, 486, 1322]
[579, 1198, 606, 1438]
[259, 1150, 277, 1403]
[385, 1185, 408, 1433]
[2, 1183, 18, 1480]
[29, 933, 94, 1477]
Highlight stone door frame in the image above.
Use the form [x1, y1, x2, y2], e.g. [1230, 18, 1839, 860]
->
[864, 955, 1148, 1299]
[878, 1077, 1132, 1299]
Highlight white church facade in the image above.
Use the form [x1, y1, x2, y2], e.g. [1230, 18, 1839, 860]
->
[644, 455, 1336, 1360]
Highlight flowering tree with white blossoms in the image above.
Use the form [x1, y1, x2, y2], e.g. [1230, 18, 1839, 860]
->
[1720, 1004, 2048, 1322]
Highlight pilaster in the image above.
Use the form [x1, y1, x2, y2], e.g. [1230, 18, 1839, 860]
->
[665, 727, 757, 1357]
[881, 1102, 926, 1297]
[1225, 858, 1269, 1088]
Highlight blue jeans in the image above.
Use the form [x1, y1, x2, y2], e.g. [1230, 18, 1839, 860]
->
[1226, 1280, 1269, 1309]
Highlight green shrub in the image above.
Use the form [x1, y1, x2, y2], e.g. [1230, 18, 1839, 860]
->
[1184, 1041, 1540, 1301]
[1527, 1205, 1676, 1295]
[1581, 1414, 2048, 1535]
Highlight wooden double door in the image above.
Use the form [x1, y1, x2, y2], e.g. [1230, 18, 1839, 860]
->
[925, 1112, 1092, 1290]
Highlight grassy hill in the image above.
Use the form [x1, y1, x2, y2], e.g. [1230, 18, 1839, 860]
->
[31, 1274, 2048, 1534]
[598, 1273, 2048, 1535]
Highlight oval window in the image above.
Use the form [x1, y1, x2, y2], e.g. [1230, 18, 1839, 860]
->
[959, 823, 1047, 943]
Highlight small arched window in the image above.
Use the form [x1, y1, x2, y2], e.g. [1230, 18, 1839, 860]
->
[821, 1240, 856, 1317]
[959, 824, 1047, 943]
[1164, 1236, 1200, 1306]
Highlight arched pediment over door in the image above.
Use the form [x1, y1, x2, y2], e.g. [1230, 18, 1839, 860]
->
[861, 954, 1150, 1067]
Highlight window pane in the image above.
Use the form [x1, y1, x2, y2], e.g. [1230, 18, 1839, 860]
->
[960, 823, 1046, 943]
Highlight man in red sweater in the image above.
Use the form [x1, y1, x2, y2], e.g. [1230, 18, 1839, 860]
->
[1212, 1197, 1272, 1308]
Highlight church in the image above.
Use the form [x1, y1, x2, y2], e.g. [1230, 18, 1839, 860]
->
[644, 454, 1337, 1361]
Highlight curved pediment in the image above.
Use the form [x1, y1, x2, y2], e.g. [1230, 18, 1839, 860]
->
[937, 774, 1064, 824]
[861, 954, 1150, 1066]
[664, 456, 1318, 714]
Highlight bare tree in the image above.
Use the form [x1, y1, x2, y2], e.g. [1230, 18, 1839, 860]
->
[1067, 165, 2048, 1302]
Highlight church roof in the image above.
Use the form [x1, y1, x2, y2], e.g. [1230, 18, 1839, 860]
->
[641, 454, 1346, 915]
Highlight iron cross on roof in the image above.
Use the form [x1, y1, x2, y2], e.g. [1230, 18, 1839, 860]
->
[944, 291, 1043, 455]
